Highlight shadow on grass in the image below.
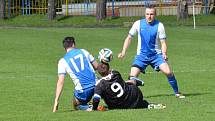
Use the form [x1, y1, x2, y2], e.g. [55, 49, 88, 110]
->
[145, 94, 172, 98]
[2, 15, 18, 20]
[57, 16, 72, 21]
[145, 92, 211, 98]
[183, 92, 212, 97]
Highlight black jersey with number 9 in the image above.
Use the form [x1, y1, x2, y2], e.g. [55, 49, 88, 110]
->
[95, 70, 145, 109]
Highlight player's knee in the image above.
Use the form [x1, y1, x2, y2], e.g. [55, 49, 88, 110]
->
[129, 72, 140, 78]
[166, 72, 174, 77]
[161, 68, 172, 76]
[72, 97, 81, 108]
[130, 67, 141, 76]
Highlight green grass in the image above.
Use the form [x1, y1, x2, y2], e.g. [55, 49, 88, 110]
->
[0, 14, 215, 27]
[0, 26, 215, 121]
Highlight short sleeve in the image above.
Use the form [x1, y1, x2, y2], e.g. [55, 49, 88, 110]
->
[128, 20, 140, 38]
[158, 22, 166, 41]
[81, 49, 95, 63]
[58, 58, 67, 75]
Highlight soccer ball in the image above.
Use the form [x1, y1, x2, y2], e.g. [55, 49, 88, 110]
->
[98, 48, 113, 63]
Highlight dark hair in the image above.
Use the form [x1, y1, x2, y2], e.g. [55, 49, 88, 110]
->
[97, 63, 110, 77]
[63, 37, 76, 49]
[145, 4, 156, 15]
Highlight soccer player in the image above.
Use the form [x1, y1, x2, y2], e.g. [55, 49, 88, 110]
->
[91, 63, 166, 110]
[118, 5, 185, 98]
[52, 37, 98, 112]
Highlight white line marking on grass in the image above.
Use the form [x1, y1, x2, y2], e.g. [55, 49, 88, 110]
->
[121, 69, 215, 75]
[1, 69, 214, 79]
[0, 75, 49, 79]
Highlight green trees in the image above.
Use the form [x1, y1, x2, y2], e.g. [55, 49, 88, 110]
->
[0, 0, 5, 19]
[48, 0, 56, 20]
[210, 0, 215, 14]
[177, 0, 188, 20]
[96, 0, 107, 21]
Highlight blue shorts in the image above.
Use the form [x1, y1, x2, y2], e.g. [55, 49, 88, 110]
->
[132, 53, 166, 73]
[74, 87, 94, 104]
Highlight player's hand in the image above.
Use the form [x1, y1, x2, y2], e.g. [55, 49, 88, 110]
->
[52, 101, 59, 112]
[118, 52, 125, 59]
[162, 53, 168, 61]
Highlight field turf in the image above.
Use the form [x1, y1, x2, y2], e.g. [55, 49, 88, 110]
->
[0, 26, 214, 121]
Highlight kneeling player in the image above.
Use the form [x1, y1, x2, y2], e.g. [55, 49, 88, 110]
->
[91, 63, 166, 110]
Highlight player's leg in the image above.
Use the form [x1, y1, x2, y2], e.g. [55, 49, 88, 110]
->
[136, 88, 165, 110]
[73, 88, 94, 110]
[133, 87, 149, 109]
[72, 97, 80, 110]
[159, 63, 179, 93]
[130, 66, 141, 77]
[129, 55, 147, 86]
[159, 63, 185, 98]
[73, 97, 91, 110]
[152, 54, 185, 98]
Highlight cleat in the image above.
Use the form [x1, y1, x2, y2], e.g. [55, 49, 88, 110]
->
[136, 79, 144, 86]
[148, 103, 166, 109]
[175, 93, 185, 99]
[129, 76, 144, 86]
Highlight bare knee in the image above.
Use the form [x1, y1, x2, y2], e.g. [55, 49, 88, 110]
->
[159, 63, 173, 76]
[72, 98, 80, 110]
[130, 67, 141, 77]
[166, 72, 174, 77]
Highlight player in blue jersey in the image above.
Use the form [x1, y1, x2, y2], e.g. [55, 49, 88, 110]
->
[53, 37, 98, 112]
[118, 5, 185, 98]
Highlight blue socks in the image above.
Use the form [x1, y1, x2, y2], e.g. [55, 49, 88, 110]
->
[167, 75, 179, 94]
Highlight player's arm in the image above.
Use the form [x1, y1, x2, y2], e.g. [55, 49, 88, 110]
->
[159, 22, 168, 61]
[118, 35, 132, 59]
[53, 74, 65, 112]
[161, 40, 168, 61]
[91, 60, 99, 70]
[92, 81, 103, 110]
[118, 20, 140, 59]
[82, 49, 99, 70]
[118, 21, 138, 59]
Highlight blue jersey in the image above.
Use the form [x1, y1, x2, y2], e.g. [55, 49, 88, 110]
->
[58, 49, 96, 92]
[129, 19, 166, 56]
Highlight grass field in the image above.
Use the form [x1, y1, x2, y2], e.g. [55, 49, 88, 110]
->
[0, 15, 215, 27]
[0, 26, 215, 121]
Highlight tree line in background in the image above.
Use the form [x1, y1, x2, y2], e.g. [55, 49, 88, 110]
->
[48, 0, 107, 21]
[0, 0, 5, 19]
[0, 0, 215, 21]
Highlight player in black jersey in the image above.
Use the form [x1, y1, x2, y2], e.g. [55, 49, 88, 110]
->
[92, 63, 166, 110]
